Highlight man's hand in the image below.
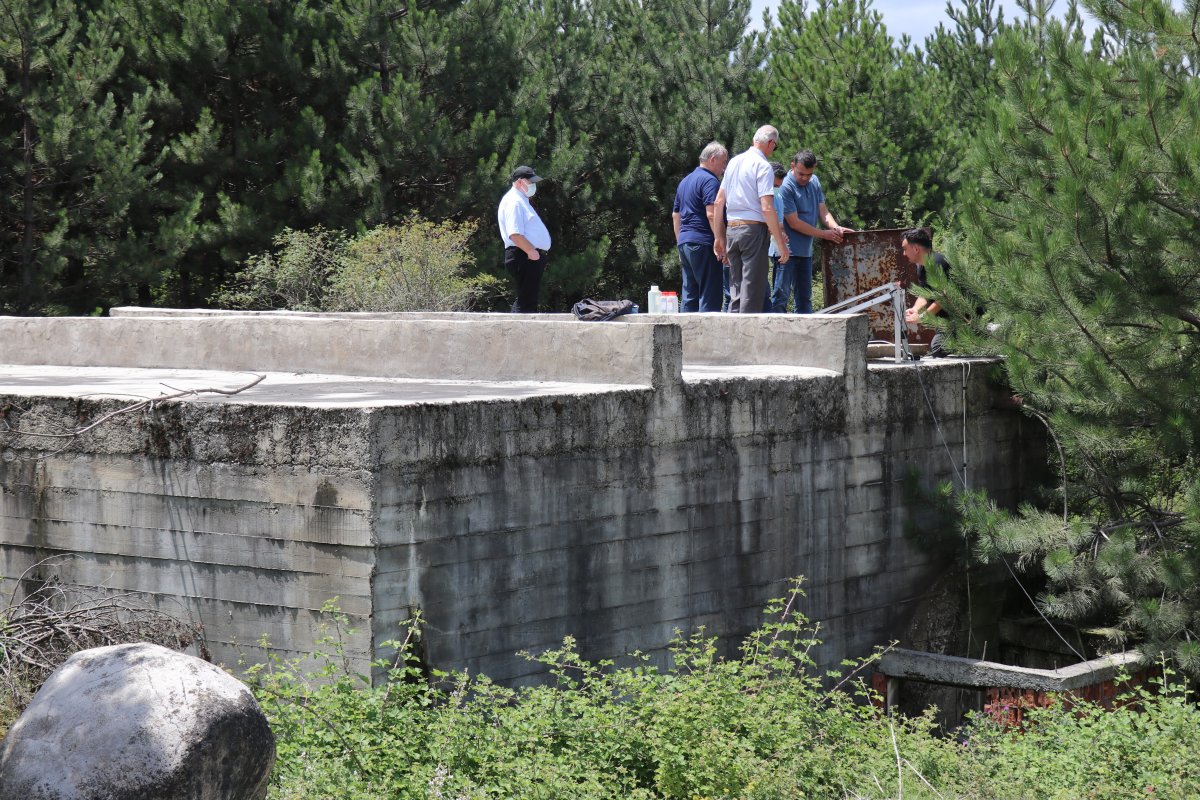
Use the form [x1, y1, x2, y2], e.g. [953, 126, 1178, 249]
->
[822, 228, 844, 244]
[714, 236, 727, 262]
[905, 306, 921, 324]
[776, 241, 790, 262]
[512, 233, 540, 260]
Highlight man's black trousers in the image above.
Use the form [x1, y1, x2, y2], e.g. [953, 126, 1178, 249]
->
[504, 246, 547, 313]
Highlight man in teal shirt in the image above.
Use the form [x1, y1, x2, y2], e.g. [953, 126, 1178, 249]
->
[770, 150, 854, 313]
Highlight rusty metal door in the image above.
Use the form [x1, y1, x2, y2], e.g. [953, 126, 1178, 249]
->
[821, 228, 935, 346]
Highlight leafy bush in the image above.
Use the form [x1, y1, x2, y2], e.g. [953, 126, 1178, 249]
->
[248, 585, 1200, 799]
[211, 227, 347, 312]
[961, 667, 1200, 799]
[212, 217, 499, 313]
[328, 216, 499, 312]
[243, 587, 906, 798]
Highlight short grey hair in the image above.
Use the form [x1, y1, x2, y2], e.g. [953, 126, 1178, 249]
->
[699, 141, 727, 163]
[752, 125, 780, 145]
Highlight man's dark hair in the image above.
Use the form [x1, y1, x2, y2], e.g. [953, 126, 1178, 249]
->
[902, 228, 932, 250]
[770, 161, 787, 180]
[791, 150, 817, 168]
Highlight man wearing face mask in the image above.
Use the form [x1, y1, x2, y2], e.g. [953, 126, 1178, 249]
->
[498, 165, 552, 313]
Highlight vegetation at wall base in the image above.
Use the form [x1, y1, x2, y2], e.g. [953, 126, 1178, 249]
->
[245, 588, 1200, 800]
[0, 571, 203, 737]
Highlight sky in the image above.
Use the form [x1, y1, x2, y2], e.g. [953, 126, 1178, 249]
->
[748, 0, 1103, 45]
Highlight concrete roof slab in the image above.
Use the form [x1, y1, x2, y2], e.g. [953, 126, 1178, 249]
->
[0, 365, 643, 409]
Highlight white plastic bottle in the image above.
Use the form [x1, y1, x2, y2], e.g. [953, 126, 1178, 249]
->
[648, 284, 662, 314]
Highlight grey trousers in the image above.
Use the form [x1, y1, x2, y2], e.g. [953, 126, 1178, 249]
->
[726, 223, 770, 313]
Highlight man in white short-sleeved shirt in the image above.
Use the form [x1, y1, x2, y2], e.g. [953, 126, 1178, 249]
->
[713, 126, 791, 313]
[497, 165, 551, 313]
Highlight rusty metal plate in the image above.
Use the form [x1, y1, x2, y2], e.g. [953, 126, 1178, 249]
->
[821, 227, 935, 346]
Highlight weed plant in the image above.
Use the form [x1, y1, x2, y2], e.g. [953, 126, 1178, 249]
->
[247, 585, 1200, 799]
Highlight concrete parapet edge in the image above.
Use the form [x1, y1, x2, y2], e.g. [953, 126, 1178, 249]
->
[106, 307, 868, 376]
[624, 312, 867, 376]
[1, 315, 680, 388]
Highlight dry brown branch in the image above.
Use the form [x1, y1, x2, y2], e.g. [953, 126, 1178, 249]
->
[0, 374, 265, 444]
[0, 557, 204, 711]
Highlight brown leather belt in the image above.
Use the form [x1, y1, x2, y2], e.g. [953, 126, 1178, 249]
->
[727, 219, 764, 228]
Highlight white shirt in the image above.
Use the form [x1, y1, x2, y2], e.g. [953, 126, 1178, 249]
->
[721, 146, 773, 222]
[497, 186, 551, 250]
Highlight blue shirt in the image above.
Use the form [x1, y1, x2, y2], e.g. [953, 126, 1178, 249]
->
[776, 173, 826, 258]
[672, 166, 721, 245]
[769, 191, 784, 258]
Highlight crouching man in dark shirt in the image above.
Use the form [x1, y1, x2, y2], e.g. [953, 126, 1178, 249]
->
[902, 228, 953, 358]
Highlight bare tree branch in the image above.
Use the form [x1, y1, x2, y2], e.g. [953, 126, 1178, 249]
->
[1, 373, 266, 443]
[0, 556, 203, 709]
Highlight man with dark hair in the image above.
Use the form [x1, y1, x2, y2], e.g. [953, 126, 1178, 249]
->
[770, 150, 854, 313]
[497, 165, 551, 313]
[902, 228, 953, 357]
[672, 142, 728, 312]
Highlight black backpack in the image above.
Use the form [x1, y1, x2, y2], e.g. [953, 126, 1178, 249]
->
[571, 298, 635, 321]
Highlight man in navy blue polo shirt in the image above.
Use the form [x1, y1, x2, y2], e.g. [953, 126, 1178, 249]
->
[672, 142, 728, 312]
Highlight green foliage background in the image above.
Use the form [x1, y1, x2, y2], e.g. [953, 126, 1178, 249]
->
[1, 0, 1004, 315]
[936, 0, 1200, 678]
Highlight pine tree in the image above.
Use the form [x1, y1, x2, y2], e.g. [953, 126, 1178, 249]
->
[950, 0, 1200, 672]
[919, 0, 1010, 211]
[761, 0, 958, 228]
[603, 0, 765, 294]
[0, 0, 196, 313]
[117, 0, 345, 306]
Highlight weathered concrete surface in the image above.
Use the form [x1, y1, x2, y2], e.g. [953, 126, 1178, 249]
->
[107, 308, 862, 377]
[0, 311, 1034, 682]
[0, 315, 681, 388]
[877, 648, 1143, 692]
[0, 642, 274, 800]
[105, 307, 858, 376]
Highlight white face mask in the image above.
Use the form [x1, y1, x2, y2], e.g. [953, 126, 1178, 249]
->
[524, 181, 537, 198]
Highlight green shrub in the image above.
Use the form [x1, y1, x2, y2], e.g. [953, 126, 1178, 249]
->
[328, 216, 498, 312]
[247, 586, 1200, 799]
[959, 667, 1200, 799]
[211, 226, 347, 312]
[212, 217, 499, 313]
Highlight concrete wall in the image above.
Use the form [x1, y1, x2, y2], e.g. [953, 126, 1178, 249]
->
[0, 311, 1033, 680]
[0, 401, 380, 667]
[368, 355, 1026, 682]
[107, 307, 862, 375]
[1, 314, 679, 387]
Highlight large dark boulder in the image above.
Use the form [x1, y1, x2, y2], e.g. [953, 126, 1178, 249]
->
[0, 642, 274, 800]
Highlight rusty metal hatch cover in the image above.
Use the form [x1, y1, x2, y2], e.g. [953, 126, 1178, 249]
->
[821, 227, 935, 346]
